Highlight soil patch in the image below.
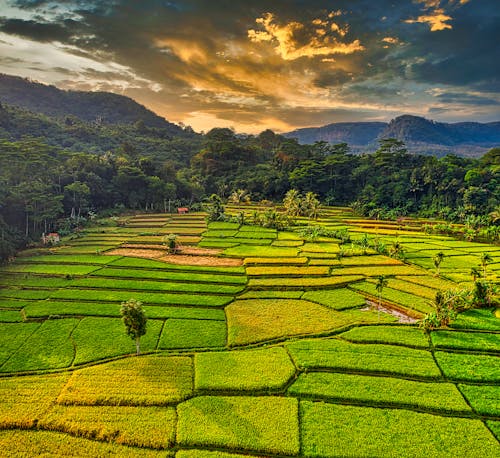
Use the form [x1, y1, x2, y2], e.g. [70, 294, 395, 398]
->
[362, 300, 418, 324]
[106, 248, 166, 258]
[105, 246, 242, 266]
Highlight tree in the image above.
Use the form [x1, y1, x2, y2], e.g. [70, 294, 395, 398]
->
[433, 251, 445, 276]
[375, 275, 388, 321]
[163, 233, 179, 254]
[64, 181, 90, 221]
[419, 291, 457, 332]
[120, 299, 147, 355]
[480, 252, 493, 278]
[302, 192, 321, 220]
[470, 266, 482, 282]
[204, 194, 225, 222]
[283, 189, 301, 218]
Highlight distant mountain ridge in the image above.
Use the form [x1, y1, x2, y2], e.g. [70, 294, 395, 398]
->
[0, 73, 181, 132]
[285, 115, 500, 157]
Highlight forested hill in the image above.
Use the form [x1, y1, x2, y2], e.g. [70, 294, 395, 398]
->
[0, 73, 180, 131]
[286, 115, 500, 157]
[0, 102, 202, 164]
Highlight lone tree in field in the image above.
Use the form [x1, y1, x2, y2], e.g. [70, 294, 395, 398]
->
[120, 299, 147, 355]
[375, 275, 388, 321]
[433, 251, 445, 276]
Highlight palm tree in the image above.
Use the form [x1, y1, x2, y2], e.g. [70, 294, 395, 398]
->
[489, 206, 500, 223]
[470, 266, 482, 282]
[375, 275, 388, 321]
[433, 251, 445, 276]
[480, 252, 493, 278]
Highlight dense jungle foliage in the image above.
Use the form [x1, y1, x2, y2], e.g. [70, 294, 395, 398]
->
[1, 101, 499, 260]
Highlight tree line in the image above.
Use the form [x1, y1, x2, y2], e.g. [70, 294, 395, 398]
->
[0, 127, 498, 261]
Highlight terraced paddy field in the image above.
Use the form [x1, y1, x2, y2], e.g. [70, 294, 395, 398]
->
[0, 206, 498, 456]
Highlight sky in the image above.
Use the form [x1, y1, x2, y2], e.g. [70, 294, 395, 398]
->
[0, 0, 498, 133]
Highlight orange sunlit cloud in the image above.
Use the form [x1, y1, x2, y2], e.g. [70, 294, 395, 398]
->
[405, 8, 453, 31]
[248, 13, 364, 61]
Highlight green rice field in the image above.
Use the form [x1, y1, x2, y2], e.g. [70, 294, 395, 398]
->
[0, 207, 498, 456]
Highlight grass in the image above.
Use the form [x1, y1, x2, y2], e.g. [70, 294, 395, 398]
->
[0, 289, 51, 300]
[434, 351, 500, 382]
[0, 275, 74, 288]
[227, 299, 394, 346]
[0, 430, 165, 457]
[234, 231, 276, 240]
[332, 265, 425, 276]
[338, 255, 404, 266]
[24, 300, 121, 318]
[176, 396, 300, 455]
[387, 278, 438, 299]
[202, 230, 239, 238]
[458, 384, 500, 416]
[70, 277, 244, 295]
[300, 401, 500, 457]
[351, 281, 433, 314]
[0, 322, 41, 366]
[39, 405, 176, 449]
[450, 308, 500, 331]
[176, 451, 262, 458]
[72, 317, 163, 365]
[109, 257, 245, 274]
[0, 298, 27, 309]
[289, 372, 471, 413]
[58, 355, 193, 405]
[207, 222, 240, 230]
[92, 267, 247, 284]
[2, 263, 102, 275]
[18, 254, 121, 264]
[0, 373, 69, 428]
[487, 421, 500, 440]
[340, 325, 430, 348]
[243, 256, 308, 265]
[142, 306, 225, 320]
[246, 266, 330, 276]
[194, 347, 295, 391]
[397, 275, 458, 291]
[287, 338, 441, 379]
[1, 318, 79, 372]
[50, 288, 233, 307]
[431, 330, 500, 352]
[248, 275, 364, 289]
[226, 299, 342, 346]
[302, 288, 366, 310]
[223, 245, 298, 258]
[237, 290, 304, 299]
[0, 310, 23, 322]
[158, 319, 226, 349]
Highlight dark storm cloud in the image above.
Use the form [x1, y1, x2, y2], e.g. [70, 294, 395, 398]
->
[436, 92, 499, 106]
[0, 17, 73, 41]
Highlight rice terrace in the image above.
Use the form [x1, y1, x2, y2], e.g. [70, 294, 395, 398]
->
[0, 205, 498, 457]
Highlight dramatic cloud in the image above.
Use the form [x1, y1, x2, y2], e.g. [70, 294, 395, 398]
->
[405, 9, 453, 31]
[0, 0, 498, 132]
[247, 12, 364, 60]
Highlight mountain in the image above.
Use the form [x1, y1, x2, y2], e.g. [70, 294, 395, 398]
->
[0, 73, 181, 132]
[285, 122, 386, 148]
[0, 102, 202, 165]
[285, 115, 500, 157]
